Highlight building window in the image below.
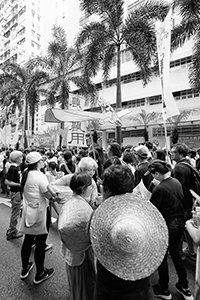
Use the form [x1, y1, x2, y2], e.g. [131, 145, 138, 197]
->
[37, 15, 40, 21]
[122, 98, 145, 108]
[173, 89, 199, 101]
[18, 37, 25, 45]
[18, 6, 26, 16]
[31, 29, 35, 37]
[31, 40, 34, 47]
[37, 34, 40, 41]
[149, 95, 162, 105]
[170, 56, 192, 68]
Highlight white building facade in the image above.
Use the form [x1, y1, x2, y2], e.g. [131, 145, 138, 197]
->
[74, 0, 200, 149]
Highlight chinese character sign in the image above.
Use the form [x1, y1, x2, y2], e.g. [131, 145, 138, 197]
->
[67, 121, 87, 147]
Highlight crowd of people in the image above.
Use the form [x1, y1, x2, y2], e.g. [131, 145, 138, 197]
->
[2, 140, 200, 299]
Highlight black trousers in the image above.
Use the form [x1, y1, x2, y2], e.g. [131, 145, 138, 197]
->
[21, 207, 51, 275]
[158, 217, 189, 290]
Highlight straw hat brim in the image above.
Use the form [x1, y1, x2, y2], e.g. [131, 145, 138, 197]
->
[58, 196, 93, 253]
[90, 193, 168, 281]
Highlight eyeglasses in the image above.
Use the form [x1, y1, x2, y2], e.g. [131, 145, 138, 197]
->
[84, 168, 95, 172]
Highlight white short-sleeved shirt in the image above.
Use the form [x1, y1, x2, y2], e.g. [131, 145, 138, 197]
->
[23, 170, 49, 206]
[53, 174, 98, 206]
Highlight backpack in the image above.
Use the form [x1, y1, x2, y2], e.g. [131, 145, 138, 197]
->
[179, 162, 200, 196]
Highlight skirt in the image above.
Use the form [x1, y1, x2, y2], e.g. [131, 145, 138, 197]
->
[65, 248, 96, 300]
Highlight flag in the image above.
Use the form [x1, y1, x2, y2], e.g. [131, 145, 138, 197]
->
[11, 122, 19, 146]
[156, 8, 180, 120]
[97, 97, 122, 125]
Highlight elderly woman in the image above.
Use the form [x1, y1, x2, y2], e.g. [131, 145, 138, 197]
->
[48, 157, 99, 209]
[59, 172, 96, 300]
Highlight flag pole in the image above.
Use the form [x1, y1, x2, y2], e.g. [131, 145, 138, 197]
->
[156, 6, 179, 157]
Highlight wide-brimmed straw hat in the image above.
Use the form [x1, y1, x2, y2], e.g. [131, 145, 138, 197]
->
[58, 196, 93, 253]
[90, 193, 168, 281]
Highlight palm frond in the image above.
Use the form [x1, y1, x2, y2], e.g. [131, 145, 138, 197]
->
[124, 109, 160, 126]
[1, 62, 26, 83]
[102, 44, 116, 81]
[171, 0, 200, 49]
[76, 22, 107, 48]
[129, 0, 169, 22]
[167, 108, 197, 126]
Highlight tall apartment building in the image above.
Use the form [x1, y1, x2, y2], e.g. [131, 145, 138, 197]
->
[0, 0, 56, 137]
[0, 0, 47, 65]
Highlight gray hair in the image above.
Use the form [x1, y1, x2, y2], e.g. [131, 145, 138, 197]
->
[78, 157, 98, 171]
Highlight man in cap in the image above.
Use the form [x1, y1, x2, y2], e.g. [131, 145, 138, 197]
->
[5, 150, 23, 240]
[134, 145, 153, 191]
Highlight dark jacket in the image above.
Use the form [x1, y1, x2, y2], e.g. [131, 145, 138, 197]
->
[134, 161, 153, 191]
[150, 177, 185, 225]
[171, 158, 193, 211]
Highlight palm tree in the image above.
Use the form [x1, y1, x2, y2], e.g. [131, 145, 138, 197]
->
[171, 0, 200, 91]
[76, 0, 169, 144]
[123, 109, 161, 141]
[167, 108, 197, 144]
[0, 62, 48, 147]
[31, 25, 97, 146]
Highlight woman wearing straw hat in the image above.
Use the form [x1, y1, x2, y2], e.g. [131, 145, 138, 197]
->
[48, 157, 100, 209]
[148, 159, 193, 300]
[58, 172, 96, 300]
[19, 151, 57, 285]
[90, 164, 169, 300]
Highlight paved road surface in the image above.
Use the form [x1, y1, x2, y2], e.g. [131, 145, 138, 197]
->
[0, 196, 196, 300]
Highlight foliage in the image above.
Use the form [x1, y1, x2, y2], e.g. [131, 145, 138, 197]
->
[167, 108, 197, 145]
[77, 0, 169, 143]
[0, 62, 49, 137]
[166, 108, 197, 126]
[30, 26, 97, 109]
[123, 109, 160, 142]
[124, 109, 160, 126]
[171, 0, 200, 91]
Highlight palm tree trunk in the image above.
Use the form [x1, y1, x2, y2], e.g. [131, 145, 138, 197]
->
[24, 97, 28, 148]
[31, 111, 35, 135]
[59, 102, 65, 148]
[116, 44, 122, 144]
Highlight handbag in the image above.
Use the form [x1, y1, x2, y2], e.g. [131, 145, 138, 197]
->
[18, 198, 48, 235]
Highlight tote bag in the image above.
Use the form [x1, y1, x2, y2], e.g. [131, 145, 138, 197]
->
[18, 198, 48, 235]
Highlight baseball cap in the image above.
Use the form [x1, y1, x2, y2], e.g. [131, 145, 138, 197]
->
[135, 145, 149, 158]
[26, 151, 42, 165]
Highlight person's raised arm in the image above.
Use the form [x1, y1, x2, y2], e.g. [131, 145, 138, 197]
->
[185, 219, 200, 246]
